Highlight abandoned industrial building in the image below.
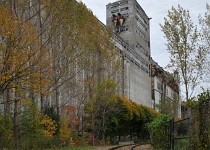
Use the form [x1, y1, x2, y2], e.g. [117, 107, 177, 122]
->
[0, 0, 181, 118]
[106, 0, 181, 117]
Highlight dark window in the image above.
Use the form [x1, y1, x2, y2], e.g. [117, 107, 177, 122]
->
[120, 0, 128, 6]
[121, 13, 129, 17]
[111, 9, 119, 13]
[111, 2, 119, 8]
[127, 55, 131, 60]
[120, 7, 129, 11]
[131, 58, 134, 63]
[120, 25, 129, 32]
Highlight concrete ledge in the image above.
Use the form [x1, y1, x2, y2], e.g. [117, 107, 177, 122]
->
[119, 141, 134, 145]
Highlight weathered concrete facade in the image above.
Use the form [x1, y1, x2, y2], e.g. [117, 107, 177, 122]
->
[106, 0, 152, 107]
[151, 59, 181, 117]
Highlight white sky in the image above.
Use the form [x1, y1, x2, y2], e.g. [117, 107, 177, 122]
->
[80, 0, 208, 68]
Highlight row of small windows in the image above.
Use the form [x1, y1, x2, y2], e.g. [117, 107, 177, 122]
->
[136, 27, 147, 43]
[136, 42, 148, 57]
[115, 38, 149, 67]
[119, 50, 148, 74]
[111, 7, 129, 14]
[141, 65, 148, 74]
[111, 9, 119, 13]
[135, 4, 148, 24]
[121, 7, 129, 11]
[122, 13, 129, 17]
[135, 15, 147, 31]
[136, 9, 148, 25]
[113, 25, 129, 33]
[157, 82, 163, 91]
[110, 0, 128, 8]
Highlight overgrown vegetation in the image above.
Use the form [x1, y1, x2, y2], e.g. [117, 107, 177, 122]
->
[146, 114, 172, 150]
[0, 96, 159, 149]
[186, 90, 210, 150]
[0, 0, 209, 149]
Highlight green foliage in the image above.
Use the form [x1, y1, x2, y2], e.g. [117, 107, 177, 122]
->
[174, 138, 189, 150]
[18, 100, 60, 149]
[199, 3, 210, 81]
[146, 114, 172, 149]
[160, 5, 205, 100]
[105, 136, 111, 145]
[156, 98, 178, 117]
[59, 115, 71, 146]
[190, 90, 210, 150]
[0, 112, 13, 149]
[19, 99, 43, 138]
[106, 96, 159, 142]
[0, 0, 119, 149]
[56, 146, 95, 150]
[44, 105, 60, 123]
[84, 78, 118, 145]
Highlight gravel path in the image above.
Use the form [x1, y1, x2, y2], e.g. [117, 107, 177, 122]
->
[133, 144, 154, 150]
[93, 144, 154, 150]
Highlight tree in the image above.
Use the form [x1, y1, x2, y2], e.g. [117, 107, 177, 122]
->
[186, 90, 210, 149]
[105, 96, 159, 143]
[0, 111, 13, 149]
[0, 6, 52, 146]
[59, 115, 71, 146]
[84, 78, 117, 145]
[0, 6, 51, 97]
[156, 98, 178, 117]
[19, 99, 46, 149]
[199, 3, 210, 83]
[160, 5, 206, 100]
[147, 114, 173, 149]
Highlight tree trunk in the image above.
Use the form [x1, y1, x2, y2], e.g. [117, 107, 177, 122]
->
[40, 94, 44, 114]
[119, 132, 121, 142]
[102, 109, 106, 145]
[91, 112, 95, 146]
[55, 83, 60, 115]
[38, 0, 45, 115]
[5, 89, 11, 113]
[14, 97, 18, 148]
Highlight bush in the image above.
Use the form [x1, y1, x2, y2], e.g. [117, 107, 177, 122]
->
[0, 112, 13, 149]
[146, 114, 172, 150]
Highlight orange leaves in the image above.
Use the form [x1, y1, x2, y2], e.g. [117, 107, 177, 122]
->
[117, 96, 159, 121]
[61, 105, 80, 128]
[0, 7, 17, 38]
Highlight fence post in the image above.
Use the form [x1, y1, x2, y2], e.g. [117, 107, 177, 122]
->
[171, 118, 174, 150]
[168, 118, 174, 150]
[189, 108, 192, 150]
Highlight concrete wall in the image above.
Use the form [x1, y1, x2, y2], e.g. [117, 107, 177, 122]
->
[107, 0, 152, 107]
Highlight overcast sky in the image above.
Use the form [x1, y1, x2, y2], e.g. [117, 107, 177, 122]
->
[80, 0, 208, 68]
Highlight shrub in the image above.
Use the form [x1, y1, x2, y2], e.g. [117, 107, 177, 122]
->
[146, 114, 172, 149]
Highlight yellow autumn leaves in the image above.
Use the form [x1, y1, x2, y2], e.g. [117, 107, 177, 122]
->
[19, 99, 70, 140]
[0, 5, 52, 97]
[40, 115, 71, 139]
[40, 115, 57, 138]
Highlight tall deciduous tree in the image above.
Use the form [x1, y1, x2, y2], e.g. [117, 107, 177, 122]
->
[160, 5, 206, 100]
[85, 78, 117, 145]
[0, 6, 52, 145]
[156, 98, 178, 117]
[199, 3, 210, 83]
